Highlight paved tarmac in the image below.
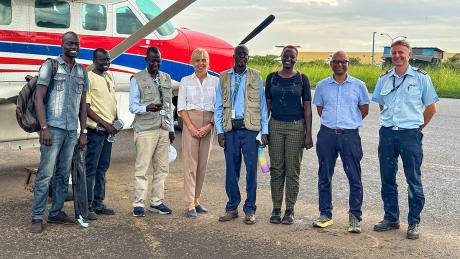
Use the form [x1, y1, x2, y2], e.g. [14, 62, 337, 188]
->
[0, 99, 459, 258]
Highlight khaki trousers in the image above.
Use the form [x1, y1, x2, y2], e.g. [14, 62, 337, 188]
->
[133, 128, 169, 208]
[182, 110, 214, 207]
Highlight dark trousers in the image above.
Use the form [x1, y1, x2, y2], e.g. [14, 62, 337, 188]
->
[223, 129, 258, 214]
[316, 125, 363, 220]
[378, 127, 424, 224]
[85, 128, 113, 210]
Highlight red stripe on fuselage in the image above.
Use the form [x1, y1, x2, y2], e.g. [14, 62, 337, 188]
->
[0, 57, 134, 74]
[0, 29, 233, 73]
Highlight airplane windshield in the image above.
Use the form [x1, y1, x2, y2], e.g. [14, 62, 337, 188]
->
[135, 0, 175, 37]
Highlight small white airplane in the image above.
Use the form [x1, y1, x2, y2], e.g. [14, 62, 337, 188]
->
[0, 0, 274, 148]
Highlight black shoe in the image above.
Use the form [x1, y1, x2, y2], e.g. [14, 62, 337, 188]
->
[407, 224, 420, 240]
[94, 206, 115, 215]
[281, 208, 295, 225]
[47, 211, 76, 225]
[373, 219, 400, 232]
[30, 219, 44, 233]
[84, 211, 98, 220]
[270, 208, 281, 224]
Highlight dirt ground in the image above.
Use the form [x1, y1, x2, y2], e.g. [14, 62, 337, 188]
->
[0, 127, 459, 258]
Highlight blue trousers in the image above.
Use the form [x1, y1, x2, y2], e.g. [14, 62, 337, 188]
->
[316, 125, 363, 220]
[32, 127, 77, 220]
[378, 127, 424, 224]
[223, 129, 258, 214]
[85, 128, 113, 210]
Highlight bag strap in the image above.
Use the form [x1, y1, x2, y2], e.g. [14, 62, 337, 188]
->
[49, 58, 58, 76]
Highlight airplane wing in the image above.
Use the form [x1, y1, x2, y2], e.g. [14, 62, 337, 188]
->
[87, 0, 196, 71]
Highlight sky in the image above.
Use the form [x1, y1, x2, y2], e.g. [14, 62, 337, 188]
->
[156, 0, 460, 55]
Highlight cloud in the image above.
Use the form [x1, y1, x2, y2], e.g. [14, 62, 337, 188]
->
[157, 0, 460, 54]
[285, 0, 339, 6]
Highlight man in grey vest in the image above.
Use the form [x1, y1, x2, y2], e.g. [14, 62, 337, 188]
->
[129, 47, 175, 217]
[214, 45, 269, 225]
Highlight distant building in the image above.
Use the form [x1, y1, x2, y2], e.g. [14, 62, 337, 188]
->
[297, 51, 457, 65]
[297, 52, 383, 64]
[383, 47, 444, 66]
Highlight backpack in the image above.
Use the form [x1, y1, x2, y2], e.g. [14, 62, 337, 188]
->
[16, 58, 58, 133]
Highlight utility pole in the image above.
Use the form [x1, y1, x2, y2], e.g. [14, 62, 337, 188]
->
[372, 31, 376, 65]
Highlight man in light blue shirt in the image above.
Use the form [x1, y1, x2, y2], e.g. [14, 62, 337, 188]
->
[214, 45, 269, 225]
[312, 50, 369, 233]
[372, 40, 438, 240]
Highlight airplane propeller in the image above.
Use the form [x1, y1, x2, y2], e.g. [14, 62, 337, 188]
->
[239, 14, 275, 45]
[87, 0, 197, 71]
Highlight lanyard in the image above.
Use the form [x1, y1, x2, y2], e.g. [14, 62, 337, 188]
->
[152, 75, 163, 103]
[232, 73, 243, 104]
[390, 74, 407, 94]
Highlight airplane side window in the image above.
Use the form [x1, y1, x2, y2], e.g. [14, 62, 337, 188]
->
[82, 3, 107, 31]
[116, 6, 142, 35]
[35, 0, 70, 28]
[0, 0, 12, 25]
[135, 0, 175, 36]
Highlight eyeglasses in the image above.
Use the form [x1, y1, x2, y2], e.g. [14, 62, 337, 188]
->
[331, 60, 349, 65]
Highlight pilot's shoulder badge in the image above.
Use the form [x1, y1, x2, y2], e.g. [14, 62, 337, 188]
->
[380, 69, 392, 77]
[413, 67, 428, 75]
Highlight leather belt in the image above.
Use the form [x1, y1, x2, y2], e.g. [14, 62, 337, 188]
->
[321, 125, 358, 134]
[384, 126, 410, 131]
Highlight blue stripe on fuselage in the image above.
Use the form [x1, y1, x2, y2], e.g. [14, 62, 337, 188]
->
[0, 41, 218, 80]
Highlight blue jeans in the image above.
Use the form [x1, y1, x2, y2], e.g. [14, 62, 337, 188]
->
[316, 125, 364, 220]
[31, 127, 77, 220]
[85, 128, 112, 210]
[223, 129, 258, 214]
[378, 127, 425, 225]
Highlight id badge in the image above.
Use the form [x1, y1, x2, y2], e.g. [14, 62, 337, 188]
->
[231, 109, 236, 119]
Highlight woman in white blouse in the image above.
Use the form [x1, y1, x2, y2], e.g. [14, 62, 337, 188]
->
[177, 48, 218, 218]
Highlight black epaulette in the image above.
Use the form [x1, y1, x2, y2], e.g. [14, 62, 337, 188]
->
[413, 67, 428, 75]
[380, 69, 392, 77]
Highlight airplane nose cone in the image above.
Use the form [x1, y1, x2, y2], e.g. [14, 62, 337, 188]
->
[178, 28, 234, 72]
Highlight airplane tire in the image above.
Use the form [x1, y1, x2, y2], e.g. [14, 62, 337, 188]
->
[48, 184, 74, 201]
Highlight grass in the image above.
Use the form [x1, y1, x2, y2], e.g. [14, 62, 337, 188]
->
[249, 61, 460, 98]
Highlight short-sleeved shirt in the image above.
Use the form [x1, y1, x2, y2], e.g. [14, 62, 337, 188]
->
[313, 74, 369, 129]
[265, 72, 311, 122]
[371, 65, 439, 129]
[37, 56, 88, 131]
[86, 71, 117, 129]
[177, 73, 218, 112]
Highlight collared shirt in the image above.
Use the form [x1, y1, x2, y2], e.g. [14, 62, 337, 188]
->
[37, 56, 88, 131]
[214, 68, 269, 134]
[372, 65, 439, 129]
[86, 71, 117, 128]
[313, 74, 369, 129]
[177, 73, 218, 112]
[129, 76, 174, 132]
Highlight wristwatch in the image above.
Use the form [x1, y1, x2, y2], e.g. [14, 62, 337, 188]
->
[82, 129, 88, 134]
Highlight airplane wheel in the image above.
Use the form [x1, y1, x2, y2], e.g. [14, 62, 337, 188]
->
[48, 184, 74, 201]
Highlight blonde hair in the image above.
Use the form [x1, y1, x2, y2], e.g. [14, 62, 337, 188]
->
[191, 48, 209, 63]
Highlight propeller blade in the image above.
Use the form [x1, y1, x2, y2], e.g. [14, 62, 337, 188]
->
[239, 14, 275, 45]
[87, 0, 196, 71]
